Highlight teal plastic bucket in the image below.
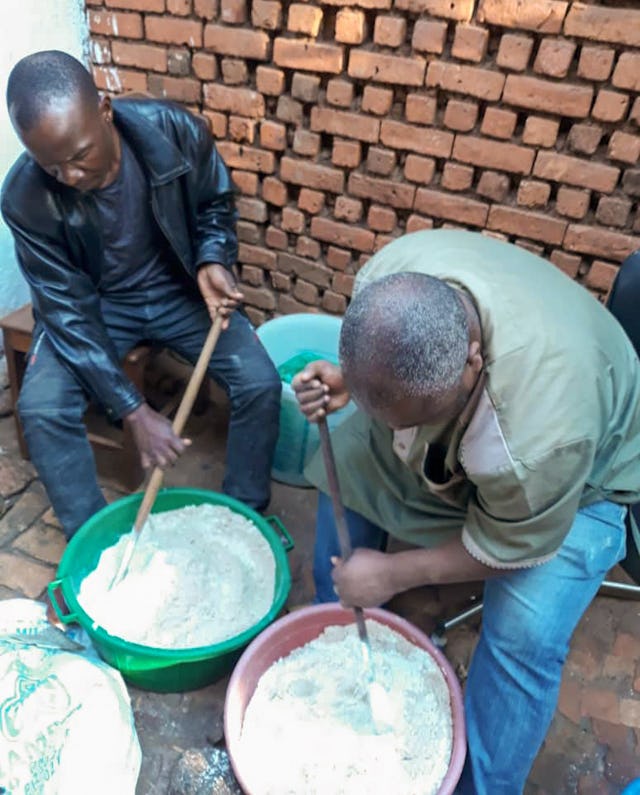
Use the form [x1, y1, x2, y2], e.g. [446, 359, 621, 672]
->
[48, 488, 293, 692]
[257, 313, 356, 487]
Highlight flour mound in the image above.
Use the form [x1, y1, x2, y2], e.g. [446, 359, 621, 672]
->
[77, 504, 276, 649]
[238, 620, 453, 795]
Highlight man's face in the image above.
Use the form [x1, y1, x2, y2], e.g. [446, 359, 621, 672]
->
[15, 95, 119, 192]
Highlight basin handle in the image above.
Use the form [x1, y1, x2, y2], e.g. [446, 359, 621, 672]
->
[265, 516, 294, 551]
[47, 579, 78, 625]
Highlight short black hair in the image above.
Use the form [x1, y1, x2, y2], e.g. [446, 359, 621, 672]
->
[7, 50, 99, 132]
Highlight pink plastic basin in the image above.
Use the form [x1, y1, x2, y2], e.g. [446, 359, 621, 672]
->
[224, 604, 466, 794]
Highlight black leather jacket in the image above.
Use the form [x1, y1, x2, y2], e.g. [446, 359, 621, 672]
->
[0, 98, 238, 419]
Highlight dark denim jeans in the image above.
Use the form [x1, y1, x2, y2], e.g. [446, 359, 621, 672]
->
[18, 290, 281, 537]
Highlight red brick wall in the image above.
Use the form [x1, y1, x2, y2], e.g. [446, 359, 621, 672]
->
[86, 0, 640, 324]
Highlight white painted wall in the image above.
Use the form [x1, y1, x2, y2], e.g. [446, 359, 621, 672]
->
[0, 0, 88, 317]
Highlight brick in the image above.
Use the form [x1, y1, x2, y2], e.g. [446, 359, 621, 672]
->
[282, 207, 305, 234]
[291, 72, 321, 103]
[260, 120, 287, 151]
[112, 41, 167, 72]
[556, 186, 590, 220]
[335, 8, 367, 45]
[280, 156, 345, 193]
[262, 176, 288, 206]
[453, 135, 534, 175]
[238, 243, 277, 270]
[592, 90, 629, 123]
[368, 204, 397, 233]
[415, 188, 488, 227]
[93, 65, 147, 93]
[443, 99, 478, 132]
[203, 110, 227, 138]
[612, 53, 640, 92]
[522, 116, 559, 148]
[452, 24, 489, 63]
[362, 86, 393, 116]
[406, 214, 434, 233]
[252, 0, 282, 30]
[441, 162, 473, 191]
[310, 217, 375, 252]
[311, 107, 380, 143]
[533, 37, 576, 79]
[322, 291, 347, 313]
[608, 132, 640, 165]
[256, 65, 285, 96]
[478, 0, 568, 34]
[517, 180, 551, 209]
[534, 151, 619, 193]
[332, 272, 355, 296]
[293, 129, 321, 157]
[167, 49, 191, 76]
[393, 0, 474, 20]
[204, 24, 270, 60]
[585, 261, 618, 294]
[147, 74, 200, 103]
[564, 224, 639, 262]
[404, 154, 436, 184]
[287, 3, 322, 36]
[88, 9, 143, 37]
[276, 96, 303, 125]
[564, 4, 640, 49]
[298, 188, 325, 214]
[623, 170, 640, 198]
[0, 553, 53, 599]
[204, 84, 265, 118]
[411, 19, 447, 54]
[145, 15, 202, 46]
[228, 116, 256, 143]
[596, 196, 632, 228]
[503, 75, 592, 118]
[241, 264, 265, 286]
[348, 172, 416, 209]
[273, 38, 343, 74]
[426, 61, 505, 101]
[567, 124, 602, 156]
[240, 284, 276, 310]
[220, 0, 246, 23]
[550, 249, 581, 278]
[380, 119, 453, 158]
[12, 525, 65, 566]
[90, 39, 111, 66]
[236, 196, 268, 223]
[278, 293, 319, 315]
[194, 0, 217, 17]
[265, 225, 287, 249]
[293, 280, 319, 305]
[488, 205, 566, 245]
[326, 79, 354, 108]
[335, 196, 363, 223]
[481, 107, 517, 139]
[405, 94, 437, 125]
[349, 50, 426, 87]
[332, 139, 361, 168]
[104, 0, 164, 8]
[367, 147, 396, 176]
[296, 237, 321, 259]
[327, 246, 352, 270]
[578, 46, 615, 82]
[221, 59, 248, 85]
[496, 33, 533, 72]
[477, 170, 510, 202]
[374, 16, 406, 48]
[631, 97, 640, 126]
[168, 0, 192, 14]
[216, 141, 275, 173]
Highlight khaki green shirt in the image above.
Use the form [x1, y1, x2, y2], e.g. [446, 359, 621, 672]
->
[306, 230, 640, 568]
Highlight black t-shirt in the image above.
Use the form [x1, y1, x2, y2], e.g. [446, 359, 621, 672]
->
[92, 137, 185, 302]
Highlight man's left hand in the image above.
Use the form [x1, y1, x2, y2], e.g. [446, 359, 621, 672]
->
[197, 263, 244, 329]
[331, 548, 397, 607]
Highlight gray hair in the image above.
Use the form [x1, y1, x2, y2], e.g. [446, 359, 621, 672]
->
[339, 272, 469, 408]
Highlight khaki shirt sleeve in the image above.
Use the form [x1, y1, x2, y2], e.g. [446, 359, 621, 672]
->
[461, 438, 595, 568]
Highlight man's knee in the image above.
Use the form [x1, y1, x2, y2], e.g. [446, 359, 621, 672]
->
[17, 376, 86, 426]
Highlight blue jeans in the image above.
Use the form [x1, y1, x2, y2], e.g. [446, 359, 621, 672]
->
[18, 291, 281, 537]
[314, 492, 627, 793]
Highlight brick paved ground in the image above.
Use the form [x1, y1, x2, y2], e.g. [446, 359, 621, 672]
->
[0, 370, 638, 793]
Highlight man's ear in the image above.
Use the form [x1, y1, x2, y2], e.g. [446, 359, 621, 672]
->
[467, 340, 483, 374]
[99, 94, 112, 123]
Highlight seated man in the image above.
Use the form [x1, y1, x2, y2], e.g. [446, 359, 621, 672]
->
[294, 229, 640, 793]
[1, 50, 280, 538]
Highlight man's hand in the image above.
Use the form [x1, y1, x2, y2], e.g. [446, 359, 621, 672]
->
[123, 402, 191, 470]
[197, 263, 244, 329]
[292, 360, 350, 423]
[331, 549, 397, 607]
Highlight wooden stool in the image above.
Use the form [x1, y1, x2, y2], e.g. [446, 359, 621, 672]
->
[0, 304, 150, 492]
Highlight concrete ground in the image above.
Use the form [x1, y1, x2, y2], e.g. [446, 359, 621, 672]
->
[0, 365, 639, 794]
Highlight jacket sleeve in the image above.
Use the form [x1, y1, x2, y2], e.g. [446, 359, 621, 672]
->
[1, 200, 143, 420]
[190, 115, 239, 272]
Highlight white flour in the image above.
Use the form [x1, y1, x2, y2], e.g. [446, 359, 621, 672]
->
[77, 504, 276, 649]
[238, 620, 453, 795]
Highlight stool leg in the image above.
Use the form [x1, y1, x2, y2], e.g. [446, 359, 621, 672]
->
[2, 330, 29, 459]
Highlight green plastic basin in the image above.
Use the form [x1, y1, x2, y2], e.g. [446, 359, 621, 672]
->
[48, 488, 293, 692]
